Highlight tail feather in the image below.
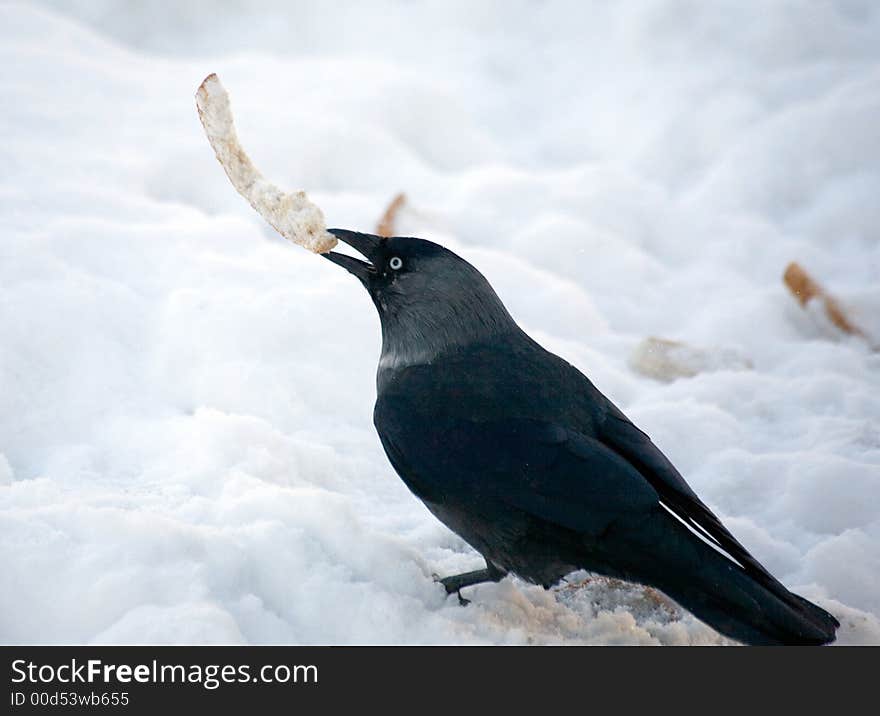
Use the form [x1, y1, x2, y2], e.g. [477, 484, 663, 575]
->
[660, 538, 838, 645]
[599, 511, 839, 645]
[664, 571, 839, 645]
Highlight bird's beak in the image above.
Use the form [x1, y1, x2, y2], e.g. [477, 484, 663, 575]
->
[323, 229, 382, 284]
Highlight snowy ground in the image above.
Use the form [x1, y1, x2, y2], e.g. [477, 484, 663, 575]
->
[2, 1, 879, 644]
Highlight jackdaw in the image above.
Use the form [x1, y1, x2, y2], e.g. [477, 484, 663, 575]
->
[323, 229, 839, 645]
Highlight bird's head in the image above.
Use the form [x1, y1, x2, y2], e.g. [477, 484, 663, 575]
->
[324, 229, 517, 369]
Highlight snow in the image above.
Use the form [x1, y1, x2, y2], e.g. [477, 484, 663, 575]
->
[195, 73, 336, 254]
[1, 0, 879, 645]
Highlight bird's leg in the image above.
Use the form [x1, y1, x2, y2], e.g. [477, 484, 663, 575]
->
[434, 562, 507, 605]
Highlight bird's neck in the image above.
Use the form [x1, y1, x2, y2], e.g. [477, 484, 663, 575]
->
[376, 303, 520, 386]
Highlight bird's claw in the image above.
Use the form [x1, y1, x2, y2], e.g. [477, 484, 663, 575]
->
[433, 574, 471, 605]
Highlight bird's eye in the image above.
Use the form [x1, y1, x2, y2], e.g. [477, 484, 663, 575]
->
[388, 256, 403, 271]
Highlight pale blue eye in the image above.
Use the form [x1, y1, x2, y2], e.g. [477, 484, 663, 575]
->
[389, 256, 403, 270]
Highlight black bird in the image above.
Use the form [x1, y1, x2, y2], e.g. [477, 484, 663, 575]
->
[323, 228, 839, 645]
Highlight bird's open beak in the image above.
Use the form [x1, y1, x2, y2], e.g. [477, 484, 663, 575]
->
[323, 229, 382, 283]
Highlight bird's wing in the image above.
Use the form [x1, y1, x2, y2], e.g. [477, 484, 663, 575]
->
[597, 405, 781, 586]
[375, 402, 659, 537]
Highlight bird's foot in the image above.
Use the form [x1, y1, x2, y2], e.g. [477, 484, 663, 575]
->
[431, 574, 469, 606]
[432, 564, 507, 606]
